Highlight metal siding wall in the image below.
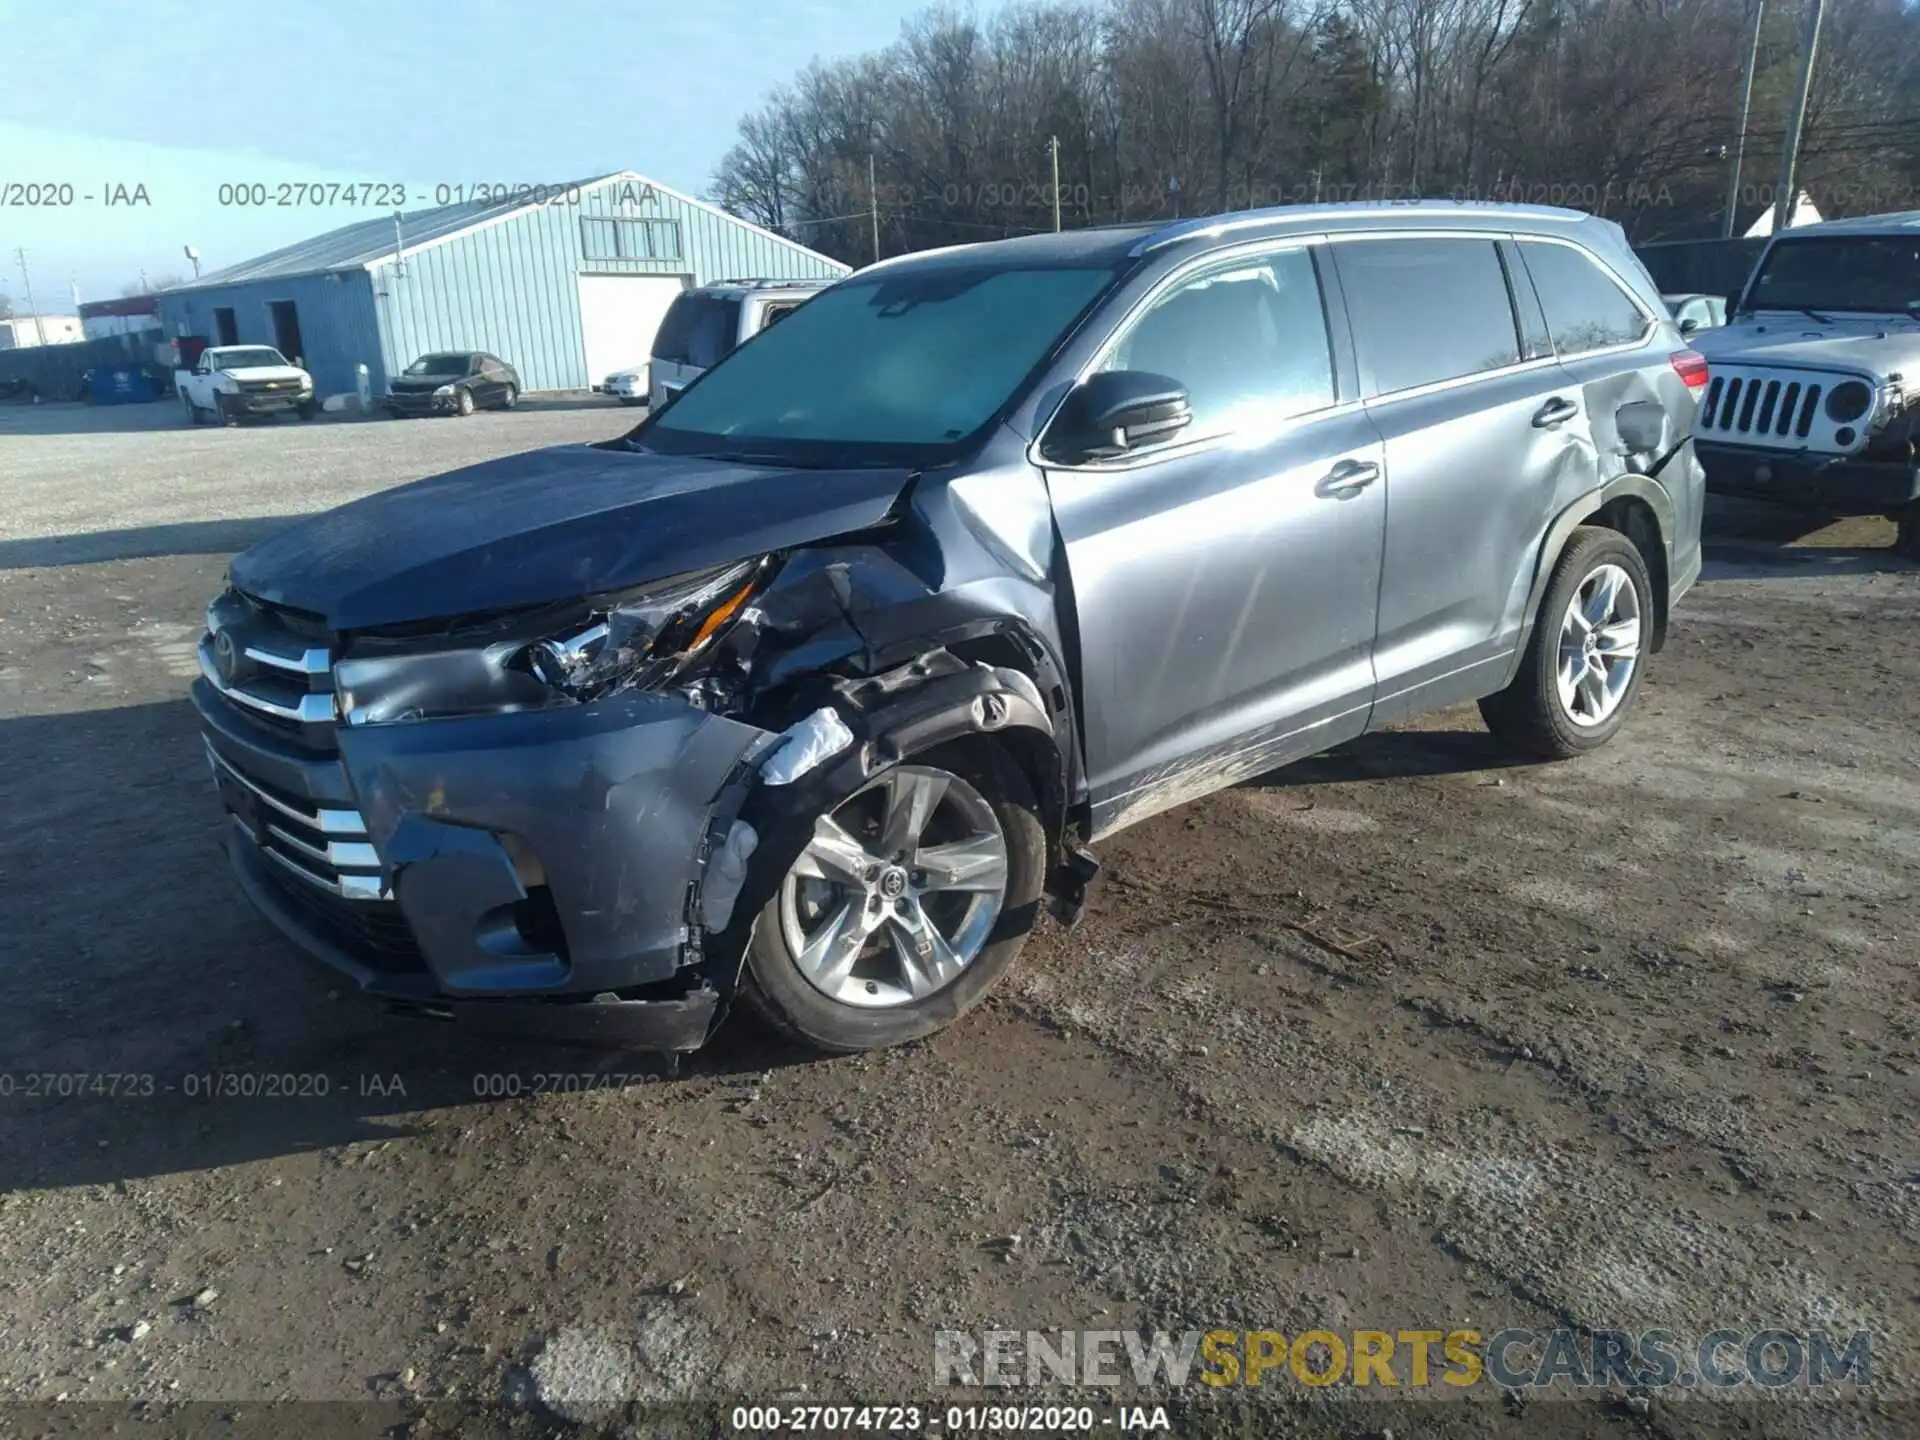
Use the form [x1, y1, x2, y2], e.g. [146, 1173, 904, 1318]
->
[367, 178, 847, 391]
[156, 272, 383, 398]
[374, 197, 587, 392]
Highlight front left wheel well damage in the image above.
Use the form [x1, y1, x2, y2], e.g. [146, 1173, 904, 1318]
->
[688, 644, 1095, 1023]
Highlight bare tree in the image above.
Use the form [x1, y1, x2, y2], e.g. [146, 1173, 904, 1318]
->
[709, 0, 1920, 261]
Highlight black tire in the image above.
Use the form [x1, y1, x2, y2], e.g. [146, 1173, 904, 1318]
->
[181, 394, 201, 426]
[297, 399, 318, 421]
[738, 738, 1045, 1053]
[216, 394, 239, 426]
[498, 384, 517, 410]
[1480, 525, 1654, 759]
[1895, 504, 1920, 561]
[456, 388, 475, 417]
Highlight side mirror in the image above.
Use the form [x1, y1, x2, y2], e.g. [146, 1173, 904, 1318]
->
[1046, 370, 1193, 462]
[1678, 317, 1700, 336]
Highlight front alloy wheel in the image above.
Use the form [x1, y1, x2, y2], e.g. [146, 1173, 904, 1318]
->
[780, 766, 1008, 1008]
[740, 739, 1044, 1052]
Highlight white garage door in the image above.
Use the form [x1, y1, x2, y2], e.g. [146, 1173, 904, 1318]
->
[576, 274, 688, 386]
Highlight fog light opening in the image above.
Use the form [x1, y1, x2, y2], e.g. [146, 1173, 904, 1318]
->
[474, 886, 569, 961]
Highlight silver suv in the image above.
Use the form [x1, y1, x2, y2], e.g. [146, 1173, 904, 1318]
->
[194, 202, 1705, 1056]
[647, 278, 833, 408]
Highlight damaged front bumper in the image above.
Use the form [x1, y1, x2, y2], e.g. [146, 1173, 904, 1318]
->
[194, 678, 777, 1049]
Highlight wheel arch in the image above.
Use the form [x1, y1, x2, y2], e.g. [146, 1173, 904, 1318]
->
[712, 645, 1070, 998]
[1518, 474, 1675, 666]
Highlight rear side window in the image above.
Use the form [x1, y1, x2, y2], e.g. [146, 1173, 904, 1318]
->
[1335, 238, 1520, 396]
[1110, 247, 1335, 435]
[757, 302, 800, 333]
[1519, 241, 1651, 356]
[651, 295, 743, 368]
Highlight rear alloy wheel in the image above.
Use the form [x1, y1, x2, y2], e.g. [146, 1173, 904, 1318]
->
[1481, 525, 1652, 758]
[1554, 562, 1641, 727]
[741, 740, 1044, 1052]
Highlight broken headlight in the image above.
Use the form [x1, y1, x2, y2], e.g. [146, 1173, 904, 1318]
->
[334, 560, 767, 724]
[519, 559, 764, 702]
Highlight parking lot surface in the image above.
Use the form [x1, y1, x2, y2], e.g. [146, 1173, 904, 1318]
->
[0, 400, 1914, 1436]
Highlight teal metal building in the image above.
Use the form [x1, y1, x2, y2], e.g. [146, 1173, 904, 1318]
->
[156, 172, 848, 397]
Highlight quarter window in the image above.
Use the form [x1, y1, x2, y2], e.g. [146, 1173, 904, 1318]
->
[1519, 241, 1651, 356]
[1335, 238, 1521, 396]
[1108, 248, 1335, 435]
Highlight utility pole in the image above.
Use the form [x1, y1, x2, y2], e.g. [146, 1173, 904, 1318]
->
[1772, 0, 1826, 236]
[868, 153, 881, 263]
[1049, 135, 1061, 232]
[14, 248, 45, 346]
[1723, 0, 1766, 238]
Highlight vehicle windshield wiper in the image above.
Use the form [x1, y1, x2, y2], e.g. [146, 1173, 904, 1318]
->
[699, 449, 859, 470]
[1761, 304, 1833, 324]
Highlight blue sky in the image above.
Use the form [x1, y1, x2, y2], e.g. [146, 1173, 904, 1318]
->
[0, 0, 924, 308]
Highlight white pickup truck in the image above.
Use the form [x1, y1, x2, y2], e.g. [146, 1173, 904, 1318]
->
[176, 345, 317, 425]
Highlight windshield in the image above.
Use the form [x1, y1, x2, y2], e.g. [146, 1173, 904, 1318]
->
[210, 347, 288, 369]
[642, 264, 1120, 462]
[405, 353, 472, 376]
[1743, 236, 1920, 316]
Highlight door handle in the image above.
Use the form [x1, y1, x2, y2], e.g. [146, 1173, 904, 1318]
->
[1533, 397, 1580, 428]
[1317, 458, 1380, 496]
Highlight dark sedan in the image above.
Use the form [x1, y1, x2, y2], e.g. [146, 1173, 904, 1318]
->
[386, 352, 520, 417]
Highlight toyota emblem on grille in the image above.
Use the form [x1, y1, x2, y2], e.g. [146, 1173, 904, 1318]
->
[212, 628, 242, 686]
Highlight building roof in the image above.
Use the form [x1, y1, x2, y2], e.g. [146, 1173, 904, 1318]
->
[164, 170, 849, 294]
[167, 180, 606, 291]
[78, 295, 162, 318]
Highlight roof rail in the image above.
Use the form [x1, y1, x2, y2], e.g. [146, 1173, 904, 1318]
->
[1127, 200, 1588, 256]
[709, 276, 835, 289]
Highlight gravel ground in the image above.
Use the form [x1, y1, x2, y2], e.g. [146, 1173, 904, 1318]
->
[0, 399, 1914, 1438]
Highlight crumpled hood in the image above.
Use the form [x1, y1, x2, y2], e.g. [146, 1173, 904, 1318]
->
[229, 443, 915, 631]
[1693, 315, 1920, 376]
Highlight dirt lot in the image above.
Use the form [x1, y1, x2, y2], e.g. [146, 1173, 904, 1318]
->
[0, 400, 1914, 1439]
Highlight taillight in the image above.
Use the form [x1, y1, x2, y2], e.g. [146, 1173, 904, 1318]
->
[1669, 349, 1709, 390]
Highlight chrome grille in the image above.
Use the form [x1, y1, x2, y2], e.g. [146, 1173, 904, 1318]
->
[206, 741, 387, 901]
[199, 590, 338, 742]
